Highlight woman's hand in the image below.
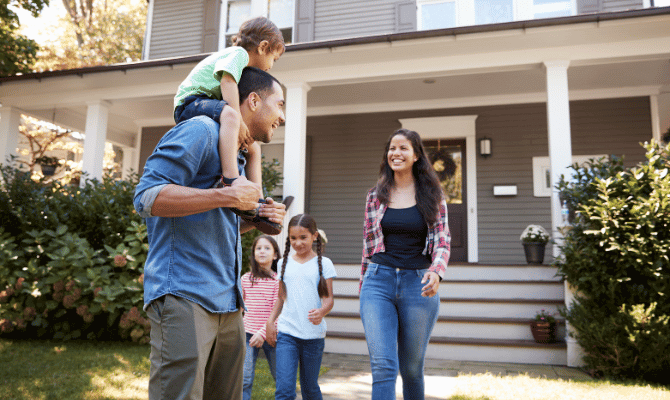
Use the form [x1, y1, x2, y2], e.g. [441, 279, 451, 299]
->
[421, 271, 440, 297]
[265, 321, 277, 347]
[249, 332, 264, 348]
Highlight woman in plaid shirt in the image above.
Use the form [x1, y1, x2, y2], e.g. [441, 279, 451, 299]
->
[360, 128, 451, 400]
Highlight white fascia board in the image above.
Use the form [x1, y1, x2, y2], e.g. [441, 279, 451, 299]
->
[276, 37, 670, 88]
[307, 86, 661, 117]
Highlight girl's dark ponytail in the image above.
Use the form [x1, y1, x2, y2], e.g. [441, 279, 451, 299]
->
[315, 234, 329, 299]
[279, 235, 291, 300]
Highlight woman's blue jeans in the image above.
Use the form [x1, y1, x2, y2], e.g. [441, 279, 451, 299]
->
[359, 263, 440, 400]
[242, 332, 276, 400]
[275, 332, 325, 400]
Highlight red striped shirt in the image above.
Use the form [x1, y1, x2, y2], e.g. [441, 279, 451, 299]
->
[241, 272, 279, 340]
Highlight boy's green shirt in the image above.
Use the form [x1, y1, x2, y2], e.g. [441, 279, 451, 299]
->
[174, 46, 250, 110]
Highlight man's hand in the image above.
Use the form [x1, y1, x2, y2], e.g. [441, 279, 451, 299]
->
[227, 176, 263, 211]
[258, 197, 286, 224]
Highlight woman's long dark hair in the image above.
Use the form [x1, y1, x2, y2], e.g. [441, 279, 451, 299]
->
[376, 128, 443, 226]
[248, 235, 281, 286]
[279, 214, 329, 300]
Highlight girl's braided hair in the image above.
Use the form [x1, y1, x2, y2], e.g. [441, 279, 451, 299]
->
[231, 16, 285, 56]
[279, 213, 329, 300]
[248, 235, 281, 286]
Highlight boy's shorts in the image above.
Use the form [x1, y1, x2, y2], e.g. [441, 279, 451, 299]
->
[174, 95, 228, 124]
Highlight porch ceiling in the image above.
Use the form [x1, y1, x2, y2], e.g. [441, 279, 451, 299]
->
[0, 12, 668, 144]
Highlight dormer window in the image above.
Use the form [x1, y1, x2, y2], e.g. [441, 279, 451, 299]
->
[223, 0, 294, 47]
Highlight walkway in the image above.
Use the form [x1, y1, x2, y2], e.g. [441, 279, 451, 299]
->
[302, 352, 592, 400]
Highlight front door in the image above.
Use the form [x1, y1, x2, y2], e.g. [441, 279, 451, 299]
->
[423, 139, 467, 262]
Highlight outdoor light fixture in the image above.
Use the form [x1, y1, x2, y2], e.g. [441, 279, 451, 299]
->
[479, 137, 492, 157]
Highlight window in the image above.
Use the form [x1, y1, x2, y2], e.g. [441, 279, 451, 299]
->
[418, 0, 457, 30]
[225, 0, 251, 46]
[532, 0, 573, 19]
[268, 0, 294, 44]
[532, 155, 606, 197]
[474, 0, 513, 24]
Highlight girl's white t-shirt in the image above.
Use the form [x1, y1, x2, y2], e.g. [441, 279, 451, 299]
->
[277, 255, 337, 340]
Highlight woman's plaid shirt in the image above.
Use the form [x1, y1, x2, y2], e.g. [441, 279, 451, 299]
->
[360, 187, 451, 290]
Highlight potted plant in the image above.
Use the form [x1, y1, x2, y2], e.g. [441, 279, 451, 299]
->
[530, 308, 557, 343]
[35, 155, 61, 177]
[520, 224, 549, 264]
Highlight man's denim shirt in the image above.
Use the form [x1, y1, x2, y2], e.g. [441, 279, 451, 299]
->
[134, 116, 245, 313]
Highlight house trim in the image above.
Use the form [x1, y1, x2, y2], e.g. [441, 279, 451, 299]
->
[399, 116, 479, 263]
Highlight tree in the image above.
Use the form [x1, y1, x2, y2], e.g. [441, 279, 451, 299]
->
[0, 0, 48, 76]
[34, 0, 146, 71]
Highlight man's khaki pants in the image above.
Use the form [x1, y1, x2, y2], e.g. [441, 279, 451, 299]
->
[147, 295, 245, 400]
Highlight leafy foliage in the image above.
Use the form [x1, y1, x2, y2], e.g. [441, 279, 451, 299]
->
[555, 141, 670, 384]
[0, 155, 281, 342]
[0, 0, 47, 76]
[34, 0, 146, 71]
[0, 161, 148, 342]
[241, 156, 283, 275]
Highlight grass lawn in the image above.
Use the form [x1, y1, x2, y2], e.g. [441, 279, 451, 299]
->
[1, 339, 668, 400]
[0, 339, 320, 400]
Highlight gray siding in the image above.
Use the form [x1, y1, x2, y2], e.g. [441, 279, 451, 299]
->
[139, 126, 173, 172]
[577, 0, 643, 14]
[307, 97, 651, 265]
[148, 0, 205, 60]
[313, 0, 415, 41]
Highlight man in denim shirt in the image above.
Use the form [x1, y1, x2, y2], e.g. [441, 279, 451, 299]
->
[134, 67, 286, 400]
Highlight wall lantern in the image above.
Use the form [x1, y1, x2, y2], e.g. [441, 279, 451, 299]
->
[479, 137, 492, 157]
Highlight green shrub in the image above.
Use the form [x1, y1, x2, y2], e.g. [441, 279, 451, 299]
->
[556, 141, 670, 384]
[241, 156, 283, 275]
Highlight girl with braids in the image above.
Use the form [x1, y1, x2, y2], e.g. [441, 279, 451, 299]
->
[360, 128, 451, 400]
[265, 214, 337, 400]
[241, 235, 281, 400]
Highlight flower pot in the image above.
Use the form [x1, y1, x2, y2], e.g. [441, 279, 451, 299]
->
[522, 242, 546, 264]
[40, 165, 57, 177]
[530, 321, 556, 343]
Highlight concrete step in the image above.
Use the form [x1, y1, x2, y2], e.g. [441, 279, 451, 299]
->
[324, 332, 568, 365]
[326, 312, 567, 341]
[334, 263, 561, 281]
[332, 277, 564, 300]
[331, 294, 565, 319]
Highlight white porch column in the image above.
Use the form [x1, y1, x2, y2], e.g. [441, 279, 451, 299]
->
[282, 82, 310, 219]
[545, 60, 584, 368]
[0, 106, 21, 163]
[121, 146, 136, 180]
[82, 100, 111, 185]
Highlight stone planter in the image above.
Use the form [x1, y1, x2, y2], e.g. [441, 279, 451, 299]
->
[522, 242, 546, 264]
[530, 321, 556, 343]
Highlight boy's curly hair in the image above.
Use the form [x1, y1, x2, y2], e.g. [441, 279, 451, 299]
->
[232, 16, 285, 55]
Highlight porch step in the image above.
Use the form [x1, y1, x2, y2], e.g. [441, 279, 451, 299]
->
[327, 312, 566, 341]
[324, 331, 568, 365]
[335, 263, 562, 281]
[332, 277, 564, 300]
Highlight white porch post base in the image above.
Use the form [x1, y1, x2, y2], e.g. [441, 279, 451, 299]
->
[0, 106, 21, 162]
[283, 82, 310, 219]
[564, 281, 586, 367]
[82, 100, 111, 185]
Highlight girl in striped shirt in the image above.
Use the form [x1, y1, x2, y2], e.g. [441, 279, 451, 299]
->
[241, 235, 281, 400]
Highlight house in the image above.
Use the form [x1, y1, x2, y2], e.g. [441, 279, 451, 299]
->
[1, 0, 669, 366]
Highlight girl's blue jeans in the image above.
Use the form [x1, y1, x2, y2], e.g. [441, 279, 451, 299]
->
[242, 332, 276, 400]
[359, 263, 440, 400]
[275, 332, 325, 400]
